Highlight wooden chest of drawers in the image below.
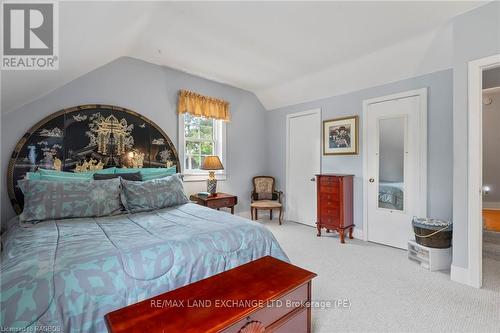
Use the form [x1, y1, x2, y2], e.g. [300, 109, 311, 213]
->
[105, 256, 317, 333]
[316, 174, 354, 243]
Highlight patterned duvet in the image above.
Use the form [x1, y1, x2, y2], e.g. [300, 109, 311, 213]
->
[0, 203, 288, 332]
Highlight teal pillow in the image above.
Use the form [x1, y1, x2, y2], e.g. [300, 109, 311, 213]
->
[115, 167, 143, 174]
[78, 167, 116, 175]
[38, 169, 94, 182]
[37, 168, 116, 182]
[116, 166, 177, 181]
[26, 172, 41, 180]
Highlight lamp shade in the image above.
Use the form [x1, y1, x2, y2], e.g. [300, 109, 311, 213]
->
[201, 156, 224, 170]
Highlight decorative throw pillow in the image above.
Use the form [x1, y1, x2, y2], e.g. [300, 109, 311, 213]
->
[120, 174, 189, 213]
[116, 166, 177, 181]
[38, 169, 94, 181]
[93, 172, 143, 181]
[36, 168, 116, 182]
[18, 178, 122, 223]
[26, 172, 42, 180]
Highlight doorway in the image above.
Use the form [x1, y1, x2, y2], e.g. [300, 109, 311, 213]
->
[286, 109, 321, 227]
[467, 54, 500, 289]
[483, 77, 500, 291]
[363, 89, 427, 249]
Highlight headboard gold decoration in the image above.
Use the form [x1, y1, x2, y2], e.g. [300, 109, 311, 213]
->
[177, 89, 230, 121]
[124, 149, 145, 169]
[7, 104, 180, 214]
[73, 158, 104, 172]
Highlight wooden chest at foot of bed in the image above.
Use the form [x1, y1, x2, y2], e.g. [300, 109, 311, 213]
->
[316, 174, 354, 243]
[105, 256, 317, 333]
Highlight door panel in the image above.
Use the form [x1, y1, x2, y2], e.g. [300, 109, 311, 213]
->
[378, 117, 405, 211]
[287, 111, 321, 226]
[367, 96, 420, 249]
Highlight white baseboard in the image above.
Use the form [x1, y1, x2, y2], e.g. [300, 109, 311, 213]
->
[352, 227, 363, 240]
[450, 264, 470, 286]
[483, 202, 500, 210]
[236, 211, 251, 219]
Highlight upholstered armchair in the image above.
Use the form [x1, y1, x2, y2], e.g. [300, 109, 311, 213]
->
[250, 176, 283, 224]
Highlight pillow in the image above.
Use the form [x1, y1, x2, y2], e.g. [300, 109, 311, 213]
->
[36, 168, 116, 182]
[120, 174, 188, 213]
[116, 166, 177, 181]
[18, 178, 122, 223]
[26, 172, 41, 180]
[93, 172, 142, 181]
[37, 169, 94, 182]
[80, 167, 116, 175]
[141, 167, 177, 181]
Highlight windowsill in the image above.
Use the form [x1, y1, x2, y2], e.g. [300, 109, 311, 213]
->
[182, 172, 227, 182]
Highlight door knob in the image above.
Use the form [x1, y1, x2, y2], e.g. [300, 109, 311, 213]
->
[310, 178, 316, 181]
[369, 178, 375, 183]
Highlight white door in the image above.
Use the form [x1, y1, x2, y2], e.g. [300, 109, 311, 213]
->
[365, 93, 426, 249]
[287, 109, 321, 226]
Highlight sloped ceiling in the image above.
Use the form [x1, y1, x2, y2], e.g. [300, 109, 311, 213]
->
[1, 1, 486, 113]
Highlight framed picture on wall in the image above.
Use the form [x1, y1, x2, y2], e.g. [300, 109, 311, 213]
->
[323, 116, 359, 155]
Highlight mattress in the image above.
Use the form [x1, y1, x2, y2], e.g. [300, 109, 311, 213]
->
[0, 203, 288, 332]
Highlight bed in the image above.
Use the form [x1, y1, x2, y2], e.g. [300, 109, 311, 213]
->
[1, 105, 288, 333]
[1, 204, 287, 332]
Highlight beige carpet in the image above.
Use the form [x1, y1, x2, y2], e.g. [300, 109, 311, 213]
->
[258, 218, 500, 333]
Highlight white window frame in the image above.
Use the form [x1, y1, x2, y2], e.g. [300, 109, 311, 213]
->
[178, 113, 227, 182]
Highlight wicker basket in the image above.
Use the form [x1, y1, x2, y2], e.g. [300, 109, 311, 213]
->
[412, 217, 452, 249]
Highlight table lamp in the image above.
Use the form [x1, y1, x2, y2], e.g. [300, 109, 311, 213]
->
[201, 156, 224, 195]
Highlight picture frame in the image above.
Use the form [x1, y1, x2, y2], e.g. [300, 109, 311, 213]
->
[323, 115, 359, 155]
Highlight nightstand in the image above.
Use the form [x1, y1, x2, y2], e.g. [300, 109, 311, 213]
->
[190, 193, 238, 214]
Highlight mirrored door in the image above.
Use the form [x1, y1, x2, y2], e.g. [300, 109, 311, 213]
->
[366, 95, 422, 249]
[378, 117, 406, 212]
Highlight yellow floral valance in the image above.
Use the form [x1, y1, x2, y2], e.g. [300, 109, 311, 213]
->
[177, 90, 230, 121]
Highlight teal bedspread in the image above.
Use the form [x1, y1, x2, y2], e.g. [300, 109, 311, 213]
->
[0, 203, 288, 332]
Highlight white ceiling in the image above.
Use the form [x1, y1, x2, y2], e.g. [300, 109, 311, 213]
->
[1, 1, 486, 113]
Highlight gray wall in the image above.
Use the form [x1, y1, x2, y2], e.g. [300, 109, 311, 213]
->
[452, 1, 500, 268]
[266, 69, 454, 231]
[1, 56, 268, 222]
[482, 89, 500, 203]
[483, 66, 500, 89]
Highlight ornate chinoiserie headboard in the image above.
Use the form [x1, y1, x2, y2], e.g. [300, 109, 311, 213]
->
[7, 104, 181, 214]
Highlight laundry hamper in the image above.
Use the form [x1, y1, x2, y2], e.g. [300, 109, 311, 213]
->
[412, 217, 452, 249]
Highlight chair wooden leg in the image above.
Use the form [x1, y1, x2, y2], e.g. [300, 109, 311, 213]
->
[270, 209, 273, 220]
[278, 208, 282, 225]
[251, 208, 254, 220]
[255, 209, 258, 220]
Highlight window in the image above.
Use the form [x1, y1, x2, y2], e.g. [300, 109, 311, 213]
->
[179, 113, 226, 181]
